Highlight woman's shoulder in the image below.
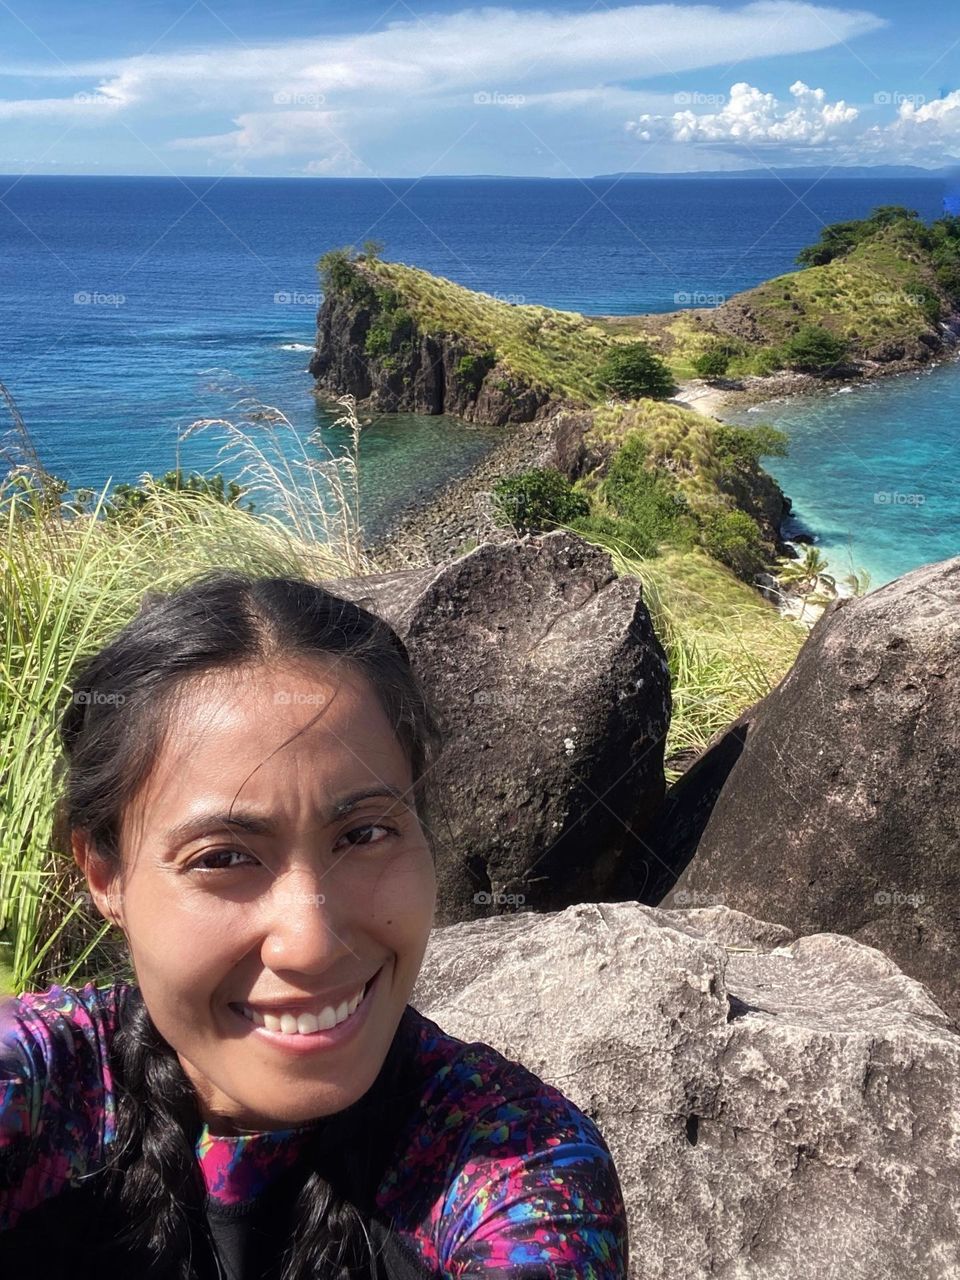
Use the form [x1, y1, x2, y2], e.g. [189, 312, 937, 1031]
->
[3, 976, 133, 1037]
[401, 1004, 603, 1138]
[1, 976, 137, 1231]
[382, 1007, 628, 1276]
[2, 976, 134, 1086]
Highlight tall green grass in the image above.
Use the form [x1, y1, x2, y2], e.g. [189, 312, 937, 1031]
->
[556, 523, 805, 777]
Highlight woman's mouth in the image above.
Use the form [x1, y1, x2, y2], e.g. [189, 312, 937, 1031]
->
[228, 967, 382, 1041]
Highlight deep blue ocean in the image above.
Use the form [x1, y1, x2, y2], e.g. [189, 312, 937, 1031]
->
[0, 173, 957, 574]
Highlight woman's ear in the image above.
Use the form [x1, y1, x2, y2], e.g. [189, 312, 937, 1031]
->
[72, 829, 125, 929]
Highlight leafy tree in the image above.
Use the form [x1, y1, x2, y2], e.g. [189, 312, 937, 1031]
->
[700, 509, 767, 579]
[753, 347, 783, 376]
[597, 342, 674, 400]
[713, 423, 789, 467]
[491, 468, 589, 535]
[795, 206, 921, 267]
[780, 325, 848, 374]
[598, 434, 695, 552]
[777, 546, 835, 593]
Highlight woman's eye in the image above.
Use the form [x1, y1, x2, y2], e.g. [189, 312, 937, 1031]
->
[187, 849, 258, 872]
[334, 823, 395, 850]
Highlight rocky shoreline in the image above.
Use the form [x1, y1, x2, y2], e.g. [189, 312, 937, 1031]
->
[356, 334, 960, 606]
[361, 405, 561, 570]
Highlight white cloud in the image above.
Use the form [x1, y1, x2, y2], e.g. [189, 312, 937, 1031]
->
[627, 80, 860, 146]
[0, 3, 885, 123]
[625, 79, 960, 165]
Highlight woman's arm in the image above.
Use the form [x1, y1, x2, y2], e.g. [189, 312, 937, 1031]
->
[437, 1091, 629, 1278]
[0, 982, 126, 1231]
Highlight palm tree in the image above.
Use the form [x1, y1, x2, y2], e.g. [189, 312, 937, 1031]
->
[777, 546, 836, 622]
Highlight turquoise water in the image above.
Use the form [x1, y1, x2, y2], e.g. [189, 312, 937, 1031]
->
[723, 359, 960, 587]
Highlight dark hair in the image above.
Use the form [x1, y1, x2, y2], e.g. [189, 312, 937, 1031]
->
[53, 571, 443, 1279]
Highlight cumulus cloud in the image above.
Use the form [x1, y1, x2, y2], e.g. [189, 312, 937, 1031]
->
[626, 80, 860, 147]
[860, 89, 960, 163]
[626, 79, 960, 165]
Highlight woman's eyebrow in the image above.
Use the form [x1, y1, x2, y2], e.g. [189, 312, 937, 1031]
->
[163, 784, 411, 848]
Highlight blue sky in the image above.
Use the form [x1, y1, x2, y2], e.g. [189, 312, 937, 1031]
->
[0, 0, 957, 176]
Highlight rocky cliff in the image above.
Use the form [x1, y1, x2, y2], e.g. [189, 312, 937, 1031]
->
[309, 254, 557, 425]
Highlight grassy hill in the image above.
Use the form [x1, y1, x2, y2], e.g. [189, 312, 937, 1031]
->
[596, 210, 959, 380]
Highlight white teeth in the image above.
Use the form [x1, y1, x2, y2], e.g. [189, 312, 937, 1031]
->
[237, 982, 367, 1036]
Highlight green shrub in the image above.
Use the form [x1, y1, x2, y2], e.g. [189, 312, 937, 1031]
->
[795, 205, 922, 267]
[456, 349, 497, 390]
[364, 304, 415, 358]
[491, 468, 589, 534]
[700, 509, 767, 579]
[599, 434, 695, 551]
[100, 470, 255, 521]
[597, 342, 674, 400]
[693, 346, 731, 378]
[753, 347, 784, 376]
[712, 423, 789, 467]
[780, 325, 848, 374]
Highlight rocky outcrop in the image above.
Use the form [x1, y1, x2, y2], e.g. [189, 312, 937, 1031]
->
[309, 266, 556, 425]
[643, 555, 960, 1023]
[325, 532, 671, 925]
[413, 901, 960, 1280]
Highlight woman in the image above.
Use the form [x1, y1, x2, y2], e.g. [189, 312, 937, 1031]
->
[0, 572, 629, 1280]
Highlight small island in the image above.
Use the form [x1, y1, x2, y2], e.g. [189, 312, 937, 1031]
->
[308, 206, 960, 620]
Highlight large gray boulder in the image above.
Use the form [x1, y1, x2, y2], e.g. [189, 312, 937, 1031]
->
[644, 556, 960, 1023]
[412, 901, 960, 1280]
[326, 532, 671, 925]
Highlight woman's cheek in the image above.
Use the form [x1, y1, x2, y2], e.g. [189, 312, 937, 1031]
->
[363, 846, 436, 936]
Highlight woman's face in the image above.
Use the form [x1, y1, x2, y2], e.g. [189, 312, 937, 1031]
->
[76, 659, 437, 1134]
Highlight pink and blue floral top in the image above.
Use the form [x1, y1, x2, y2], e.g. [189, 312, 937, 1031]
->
[0, 981, 629, 1277]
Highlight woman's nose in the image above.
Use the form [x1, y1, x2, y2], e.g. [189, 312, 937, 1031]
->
[259, 866, 354, 973]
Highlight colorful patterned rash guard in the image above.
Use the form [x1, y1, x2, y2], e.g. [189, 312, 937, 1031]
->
[0, 981, 629, 1279]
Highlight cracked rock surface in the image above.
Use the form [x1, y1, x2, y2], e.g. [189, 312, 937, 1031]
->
[413, 901, 960, 1280]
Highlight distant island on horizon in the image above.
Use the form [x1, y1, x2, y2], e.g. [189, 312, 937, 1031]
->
[1, 164, 957, 184]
